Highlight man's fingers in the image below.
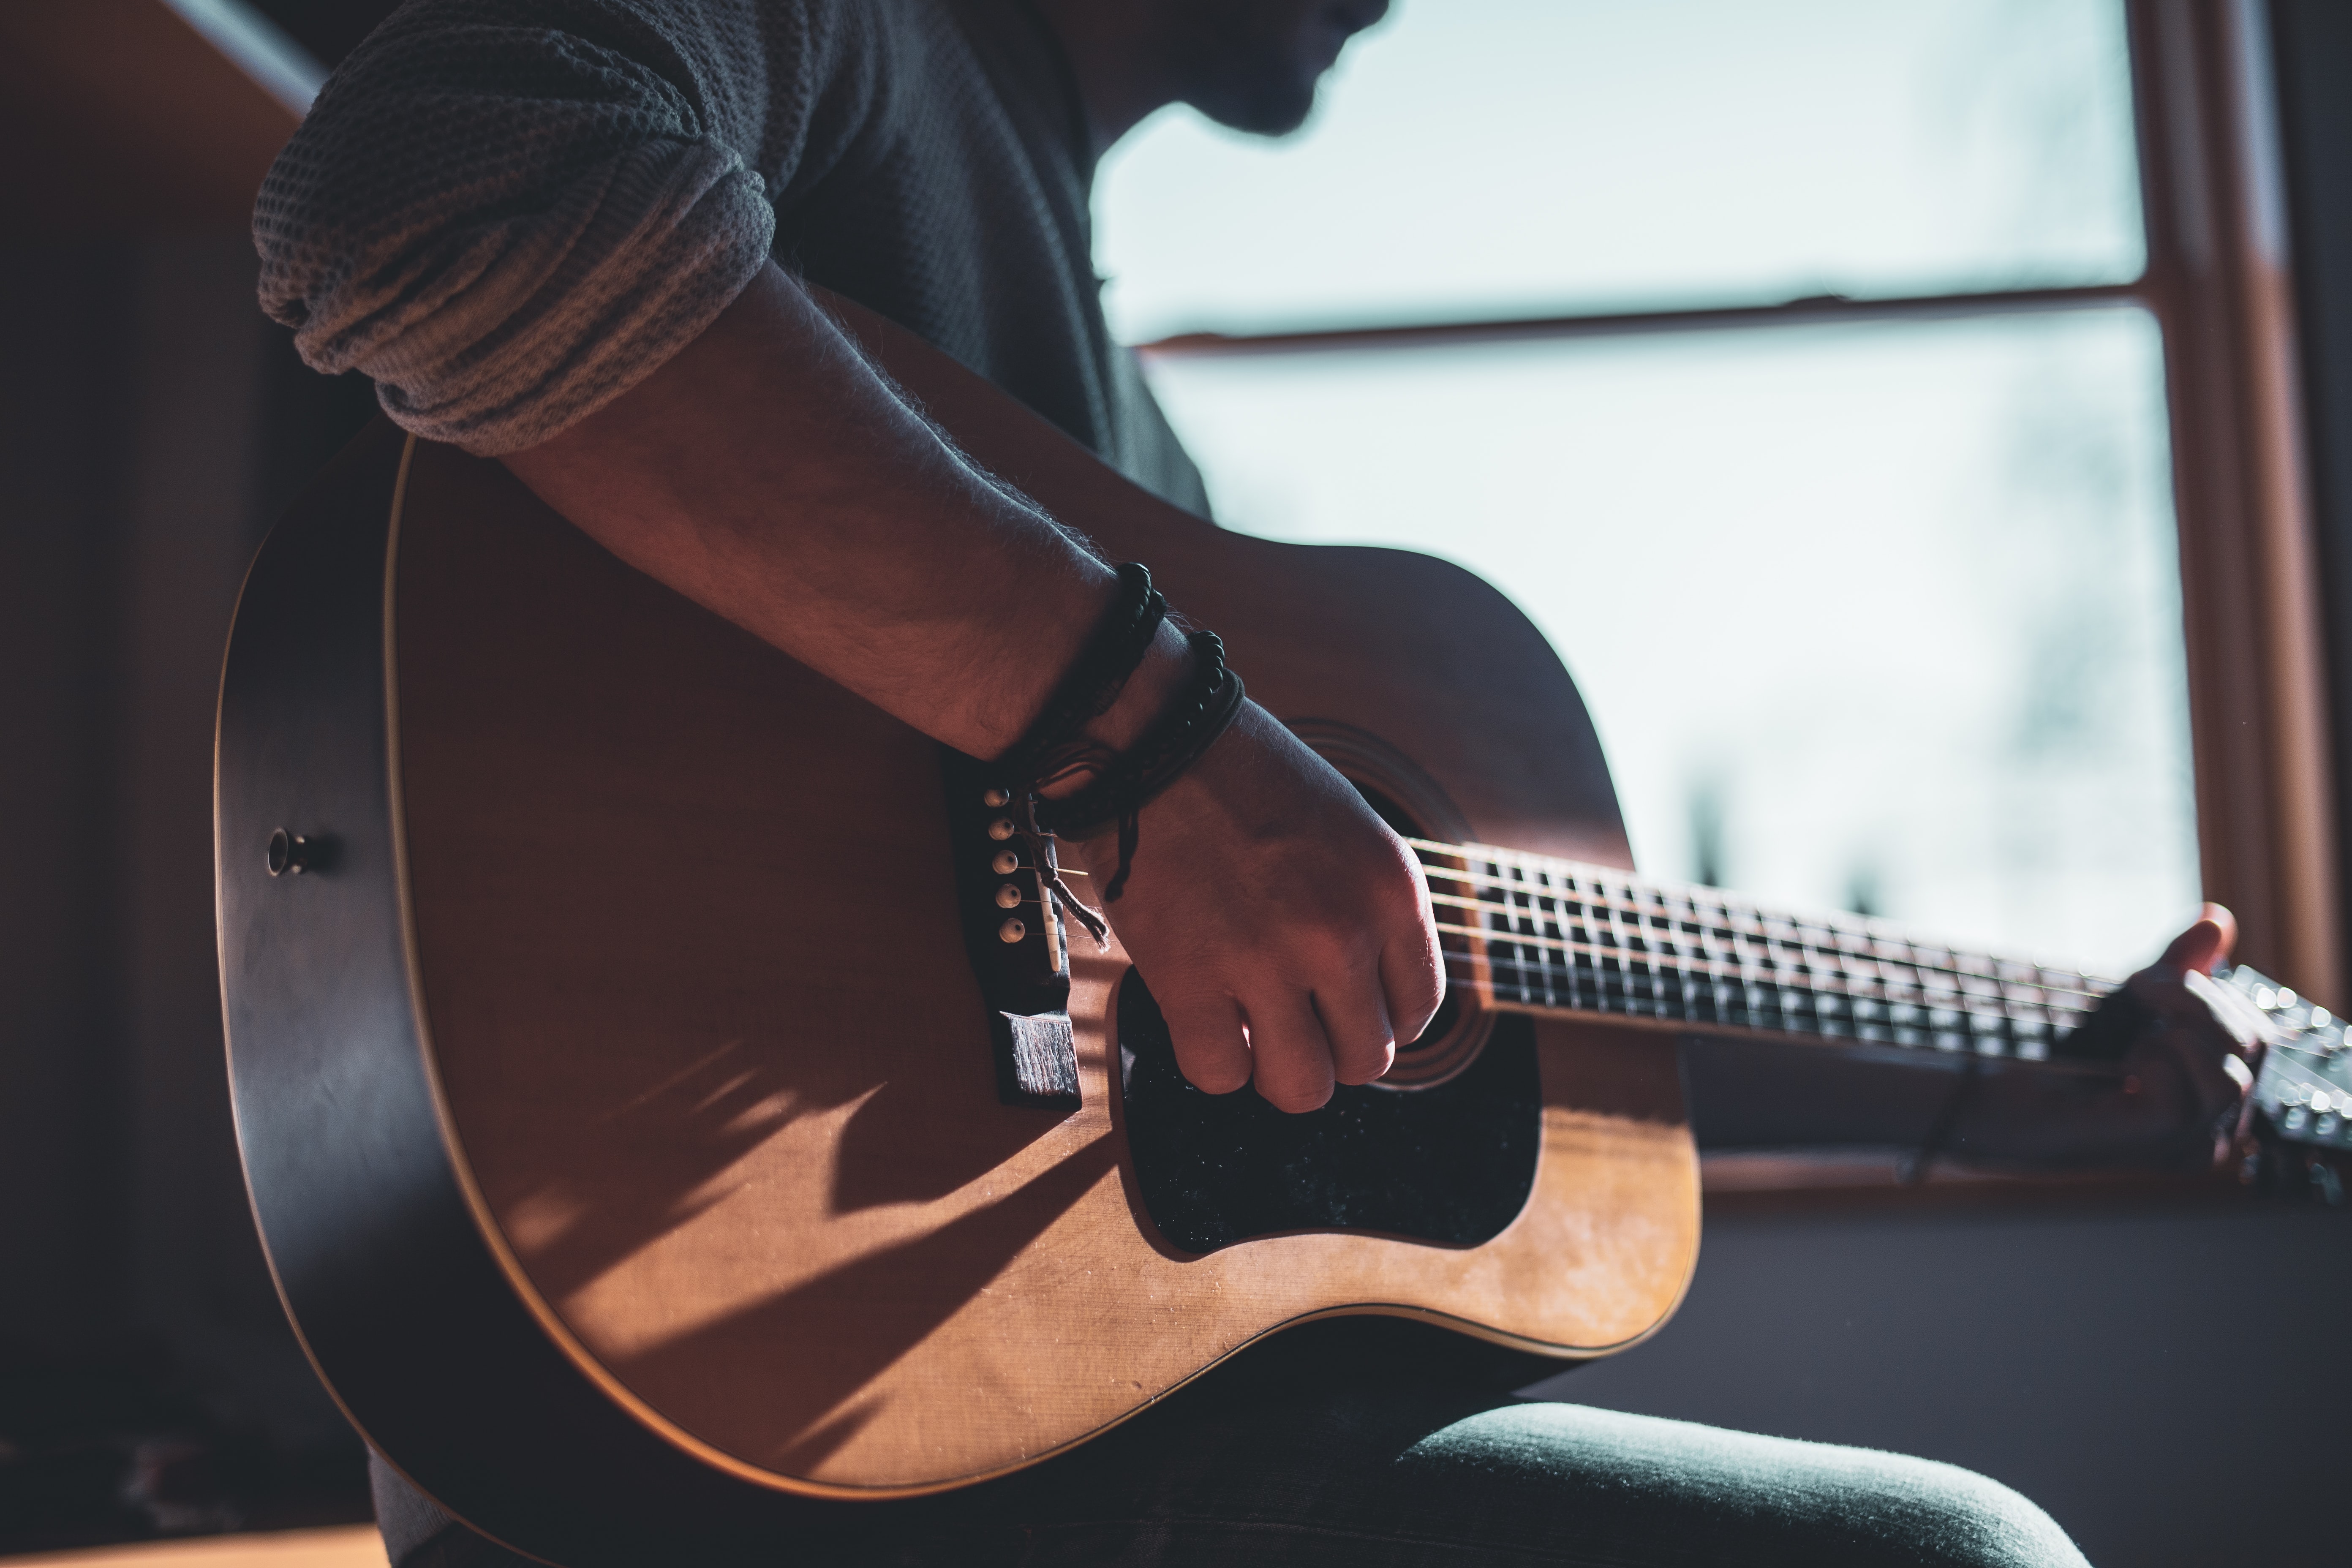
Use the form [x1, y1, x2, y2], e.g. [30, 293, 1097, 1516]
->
[1381, 916, 1446, 1048]
[1312, 971, 1398, 1087]
[1243, 991, 1339, 1113]
[1159, 994, 1252, 1097]
[2180, 968, 2270, 1056]
[2159, 902, 2238, 975]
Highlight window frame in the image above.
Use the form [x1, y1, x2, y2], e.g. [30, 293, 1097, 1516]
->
[1131, 0, 2340, 1010]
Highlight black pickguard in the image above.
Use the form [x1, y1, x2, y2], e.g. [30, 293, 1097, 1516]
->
[1116, 972, 1542, 1252]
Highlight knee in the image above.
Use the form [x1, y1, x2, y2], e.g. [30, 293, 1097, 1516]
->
[1396, 1405, 2089, 1568]
[1799, 1448, 2089, 1568]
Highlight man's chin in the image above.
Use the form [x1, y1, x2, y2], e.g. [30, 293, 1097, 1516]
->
[1193, 77, 1320, 137]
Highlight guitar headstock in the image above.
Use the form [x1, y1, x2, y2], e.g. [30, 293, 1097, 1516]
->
[2214, 966, 2352, 1204]
[2220, 965, 2352, 1151]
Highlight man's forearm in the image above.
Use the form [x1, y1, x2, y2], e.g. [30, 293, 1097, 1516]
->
[499, 262, 1186, 760]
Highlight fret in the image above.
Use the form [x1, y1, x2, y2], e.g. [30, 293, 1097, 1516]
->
[1413, 838, 2110, 1059]
[1599, 872, 1639, 1018]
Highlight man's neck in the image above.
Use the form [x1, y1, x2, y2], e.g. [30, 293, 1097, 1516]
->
[1028, 0, 1182, 157]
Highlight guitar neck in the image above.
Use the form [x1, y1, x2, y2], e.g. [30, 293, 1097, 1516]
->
[1409, 838, 2115, 1061]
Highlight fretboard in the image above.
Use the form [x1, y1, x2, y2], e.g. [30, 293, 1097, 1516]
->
[1410, 839, 2115, 1061]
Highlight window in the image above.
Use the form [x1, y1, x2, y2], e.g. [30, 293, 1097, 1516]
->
[1097, 0, 2336, 994]
[1101, 0, 2142, 338]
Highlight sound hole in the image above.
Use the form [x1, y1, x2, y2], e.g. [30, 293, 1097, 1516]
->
[1346, 780, 1492, 1089]
[1116, 971, 1541, 1252]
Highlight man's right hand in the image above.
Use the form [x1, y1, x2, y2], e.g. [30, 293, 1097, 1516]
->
[1069, 702, 1445, 1113]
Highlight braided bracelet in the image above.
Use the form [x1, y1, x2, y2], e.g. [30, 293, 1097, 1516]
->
[1032, 629, 1247, 902]
[999, 562, 1167, 784]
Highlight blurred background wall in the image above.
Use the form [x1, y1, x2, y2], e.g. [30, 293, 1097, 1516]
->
[1, 3, 378, 1540]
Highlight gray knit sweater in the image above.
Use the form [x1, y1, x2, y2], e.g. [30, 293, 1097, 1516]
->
[254, 0, 1209, 514]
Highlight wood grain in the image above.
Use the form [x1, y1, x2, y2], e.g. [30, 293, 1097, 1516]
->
[385, 298, 1697, 1495]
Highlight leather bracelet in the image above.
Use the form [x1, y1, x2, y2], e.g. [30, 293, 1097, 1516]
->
[999, 562, 1167, 782]
[1033, 629, 1247, 902]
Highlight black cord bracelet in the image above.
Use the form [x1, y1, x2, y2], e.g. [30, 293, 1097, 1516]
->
[1033, 629, 1247, 902]
[999, 562, 1167, 783]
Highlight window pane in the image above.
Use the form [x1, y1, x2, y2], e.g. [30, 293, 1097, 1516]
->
[1097, 0, 2145, 342]
[1141, 310, 2195, 976]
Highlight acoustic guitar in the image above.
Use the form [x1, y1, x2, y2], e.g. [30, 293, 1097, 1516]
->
[215, 295, 2352, 1563]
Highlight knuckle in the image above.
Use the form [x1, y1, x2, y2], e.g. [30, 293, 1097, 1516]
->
[1163, 1010, 1251, 1094]
[1250, 1037, 1336, 1113]
[1169, 1036, 1248, 1083]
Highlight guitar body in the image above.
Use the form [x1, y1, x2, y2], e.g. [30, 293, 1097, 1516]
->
[216, 302, 1698, 1562]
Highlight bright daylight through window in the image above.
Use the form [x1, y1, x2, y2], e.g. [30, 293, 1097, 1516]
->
[1096, 0, 2195, 979]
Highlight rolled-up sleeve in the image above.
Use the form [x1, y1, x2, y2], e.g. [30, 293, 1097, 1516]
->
[256, 1, 822, 454]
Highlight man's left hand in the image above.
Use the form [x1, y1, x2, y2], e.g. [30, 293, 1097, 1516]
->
[2045, 903, 2271, 1169]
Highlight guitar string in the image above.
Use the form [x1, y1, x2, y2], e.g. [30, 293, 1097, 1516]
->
[1435, 951, 2121, 1077]
[1408, 838, 2091, 975]
[1425, 946, 2098, 1057]
[1429, 914, 2104, 1045]
[1406, 835, 2110, 1046]
[1419, 890, 2110, 1007]
[1416, 873, 2109, 1013]
[1406, 841, 2110, 1001]
[1421, 912, 2103, 1009]
[1407, 833, 2061, 960]
[1425, 921, 2103, 1028]
[1409, 851, 2082, 974]
[1428, 962, 2089, 1055]
[1413, 874, 2086, 973]
[1430, 951, 2100, 1046]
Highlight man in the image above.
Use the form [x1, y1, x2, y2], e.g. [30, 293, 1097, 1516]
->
[257, 3, 2257, 1562]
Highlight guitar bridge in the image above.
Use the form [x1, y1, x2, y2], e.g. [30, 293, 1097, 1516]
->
[941, 749, 1082, 1107]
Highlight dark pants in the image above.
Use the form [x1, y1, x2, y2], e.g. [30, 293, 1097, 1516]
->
[370, 1326, 2088, 1568]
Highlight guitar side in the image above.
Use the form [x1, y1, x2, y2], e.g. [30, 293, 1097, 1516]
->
[216, 303, 1699, 1560]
